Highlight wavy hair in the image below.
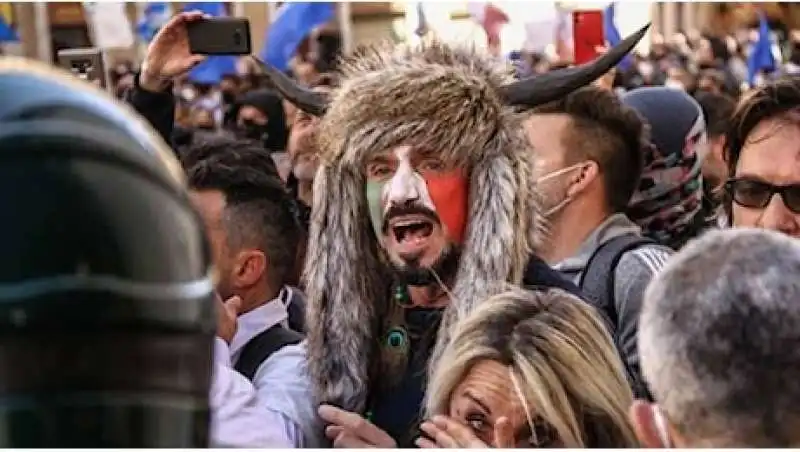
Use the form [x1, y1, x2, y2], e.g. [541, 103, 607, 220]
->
[425, 286, 638, 447]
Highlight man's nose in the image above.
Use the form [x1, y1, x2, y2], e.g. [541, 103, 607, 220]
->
[758, 193, 799, 236]
[386, 167, 422, 205]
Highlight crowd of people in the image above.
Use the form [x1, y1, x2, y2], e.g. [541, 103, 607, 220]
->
[4, 7, 800, 448]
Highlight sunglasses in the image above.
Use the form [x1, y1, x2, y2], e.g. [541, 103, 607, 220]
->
[725, 178, 800, 214]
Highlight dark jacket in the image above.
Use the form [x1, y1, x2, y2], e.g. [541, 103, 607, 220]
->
[125, 74, 176, 149]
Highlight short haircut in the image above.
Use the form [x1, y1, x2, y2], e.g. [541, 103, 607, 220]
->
[532, 86, 647, 213]
[640, 228, 800, 447]
[695, 91, 735, 138]
[184, 136, 300, 288]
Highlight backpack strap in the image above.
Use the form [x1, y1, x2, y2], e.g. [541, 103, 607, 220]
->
[578, 233, 656, 335]
[579, 233, 657, 400]
[233, 325, 304, 381]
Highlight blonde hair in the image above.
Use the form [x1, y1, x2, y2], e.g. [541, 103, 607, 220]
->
[425, 286, 638, 447]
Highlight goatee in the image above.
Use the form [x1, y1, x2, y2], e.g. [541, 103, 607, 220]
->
[392, 244, 461, 287]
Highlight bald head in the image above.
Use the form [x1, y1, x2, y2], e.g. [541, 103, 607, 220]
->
[640, 228, 800, 447]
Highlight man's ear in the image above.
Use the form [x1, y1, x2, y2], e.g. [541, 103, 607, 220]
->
[566, 160, 599, 198]
[233, 249, 267, 288]
[630, 400, 670, 448]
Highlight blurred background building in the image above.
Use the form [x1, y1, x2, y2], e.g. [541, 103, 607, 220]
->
[3, 2, 800, 64]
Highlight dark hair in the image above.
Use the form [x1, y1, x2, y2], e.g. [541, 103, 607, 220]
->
[722, 77, 800, 223]
[532, 86, 647, 213]
[183, 136, 300, 289]
[695, 91, 736, 138]
[725, 77, 800, 178]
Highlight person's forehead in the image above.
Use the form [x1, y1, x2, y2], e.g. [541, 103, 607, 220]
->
[188, 189, 227, 227]
[523, 114, 571, 154]
[239, 105, 266, 117]
[737, 117, 800, 184]
[366, 145, 439, 163]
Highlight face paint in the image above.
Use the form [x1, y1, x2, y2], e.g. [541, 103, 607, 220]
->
[366, 180, 385, 239]
[422, 171, 468, 244]
[365, 147, 468, 245]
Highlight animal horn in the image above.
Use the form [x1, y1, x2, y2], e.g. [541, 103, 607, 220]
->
[251, 56, 329, 117]
[500, 23, 650, 107]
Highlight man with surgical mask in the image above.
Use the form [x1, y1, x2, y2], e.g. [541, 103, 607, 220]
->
[523, 85, 673, 399]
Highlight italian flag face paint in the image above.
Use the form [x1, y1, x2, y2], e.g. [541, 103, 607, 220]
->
[365, 170, 468, 244]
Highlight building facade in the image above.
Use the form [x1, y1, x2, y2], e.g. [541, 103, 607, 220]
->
[4, 2, 797, 65]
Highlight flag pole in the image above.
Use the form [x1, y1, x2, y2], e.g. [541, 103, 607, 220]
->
[33, 1, 51, 62]
[337, 2, 353, 54]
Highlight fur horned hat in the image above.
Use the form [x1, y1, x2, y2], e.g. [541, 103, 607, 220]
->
[256, 25, 648, 413]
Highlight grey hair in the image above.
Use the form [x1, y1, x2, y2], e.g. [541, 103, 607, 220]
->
[640, 228, 800, 447]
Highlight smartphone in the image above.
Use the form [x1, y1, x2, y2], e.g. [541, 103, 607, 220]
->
[57, 48, 108, 89]
[187, 17, 252, 55]
[572, 10, 605, 65]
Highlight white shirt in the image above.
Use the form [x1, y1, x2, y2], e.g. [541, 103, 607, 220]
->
[209, 297, 323, 448]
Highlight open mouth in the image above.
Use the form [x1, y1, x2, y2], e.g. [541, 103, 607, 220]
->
[390, 217, 435, 243]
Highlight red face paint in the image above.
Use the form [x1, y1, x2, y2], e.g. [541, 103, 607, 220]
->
[423, 171, 468, 244]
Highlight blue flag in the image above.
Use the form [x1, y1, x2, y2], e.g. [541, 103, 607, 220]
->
[604, 3, 631, 70]
[0, 4, 18, 43]
[183, 2, 237, 85]
[747, 10, 776, 85]
[136, 2, 172, 43]
[183, 2, 227, 17]
[260, 2, 336, 72]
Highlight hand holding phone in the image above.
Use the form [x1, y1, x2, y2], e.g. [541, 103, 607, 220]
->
[58, 48, 108, 89]
[187, 17, 252, 55]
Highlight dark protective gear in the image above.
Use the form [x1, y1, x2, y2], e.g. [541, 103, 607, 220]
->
[0, 58, 215, 447]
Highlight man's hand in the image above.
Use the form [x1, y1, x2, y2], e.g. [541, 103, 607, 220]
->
[140, 11, 208, 93]
[417, 415, 514, 448]
[318, 404, 397, 448]
[216, 294, 242, 344]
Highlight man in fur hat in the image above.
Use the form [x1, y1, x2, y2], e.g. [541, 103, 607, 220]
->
[256, 26, 647, 447]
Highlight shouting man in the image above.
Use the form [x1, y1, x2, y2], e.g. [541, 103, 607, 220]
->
[258, 25, 648, 447]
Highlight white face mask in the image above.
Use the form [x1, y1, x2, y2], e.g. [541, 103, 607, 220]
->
[664, 79, 685, 91]
[536, 162, 585, 218]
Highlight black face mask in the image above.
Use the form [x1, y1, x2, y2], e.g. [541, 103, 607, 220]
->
[222, 91, 236, 105]
[238, 119, 268, 141]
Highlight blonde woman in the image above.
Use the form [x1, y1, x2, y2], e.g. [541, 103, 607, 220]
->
[420, 287, 638, 448]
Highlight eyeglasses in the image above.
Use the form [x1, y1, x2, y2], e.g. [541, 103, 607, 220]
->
[725, 178, 800, 214]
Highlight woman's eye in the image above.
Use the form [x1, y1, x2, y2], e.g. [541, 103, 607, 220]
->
[465, 414, 488, 432]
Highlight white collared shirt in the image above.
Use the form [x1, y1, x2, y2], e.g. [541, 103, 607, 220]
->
[210, 295, 322, 448]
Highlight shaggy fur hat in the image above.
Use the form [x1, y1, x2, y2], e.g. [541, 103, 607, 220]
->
[257, 26, 648, 413]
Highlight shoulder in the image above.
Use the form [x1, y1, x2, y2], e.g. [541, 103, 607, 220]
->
[254, 342, 325, 447]
[523, 254, 583, 298]
[618, 244, 674, 277]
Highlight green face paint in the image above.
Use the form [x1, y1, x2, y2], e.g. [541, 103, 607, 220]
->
[366, 181, 385, 239]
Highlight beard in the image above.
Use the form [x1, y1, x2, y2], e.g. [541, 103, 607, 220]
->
[390, 242, 461, 287]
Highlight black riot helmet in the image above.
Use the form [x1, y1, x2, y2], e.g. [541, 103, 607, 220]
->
[0, 58, 215, 447]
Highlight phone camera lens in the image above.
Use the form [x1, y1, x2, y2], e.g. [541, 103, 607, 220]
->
[233, 31, 242, 46]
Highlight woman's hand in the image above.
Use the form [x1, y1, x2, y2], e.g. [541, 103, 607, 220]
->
[417, 415, 515, 448]
[140, 11, 208, 92]
[319, 404, 397, 448]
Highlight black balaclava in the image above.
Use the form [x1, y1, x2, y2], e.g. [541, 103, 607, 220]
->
[233, 89, 288, 152]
